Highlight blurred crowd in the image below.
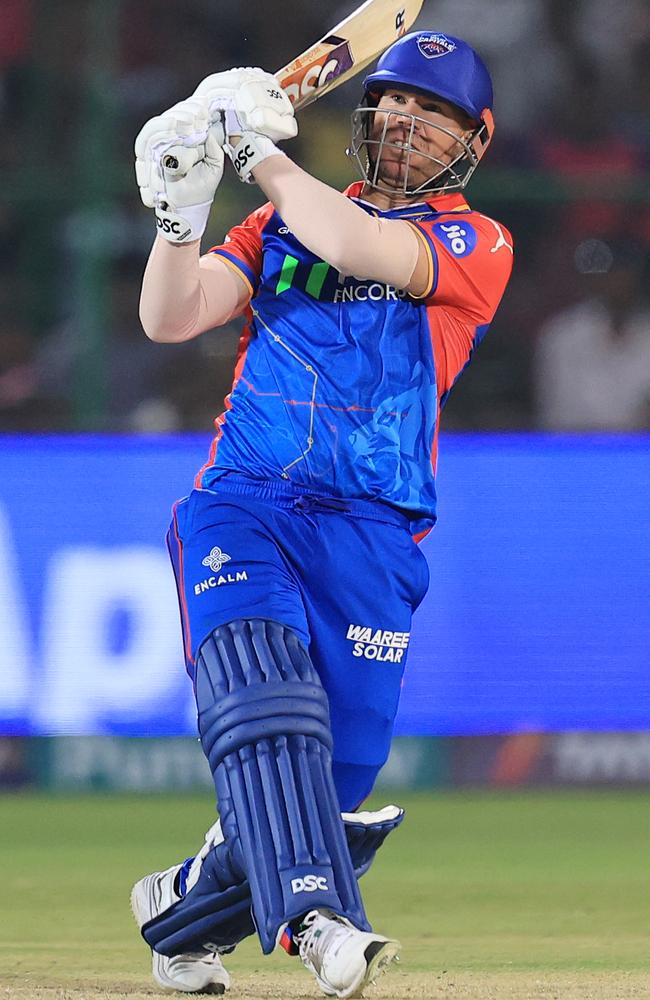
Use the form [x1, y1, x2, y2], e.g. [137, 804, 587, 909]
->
[1, 0, 649, 434]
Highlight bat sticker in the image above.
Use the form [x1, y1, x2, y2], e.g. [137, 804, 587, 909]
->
[282, 39, 354, 106]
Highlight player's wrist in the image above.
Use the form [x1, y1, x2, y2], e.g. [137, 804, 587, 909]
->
[153, 199, 213, 243]
[227, 133, 284, 184]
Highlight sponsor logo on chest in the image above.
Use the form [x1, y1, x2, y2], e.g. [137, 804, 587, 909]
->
[333, 278, 409, 303]
[271, 250, 414, 303]
[345, 623, 410, 662]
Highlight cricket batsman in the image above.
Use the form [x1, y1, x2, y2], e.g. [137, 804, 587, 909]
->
[131, 30, 513, 998]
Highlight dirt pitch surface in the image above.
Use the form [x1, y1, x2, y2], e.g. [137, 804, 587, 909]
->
[3, 972, 650, 1000]
[4, 794, 650, 1000]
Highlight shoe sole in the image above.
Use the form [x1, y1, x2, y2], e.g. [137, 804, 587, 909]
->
[130, 876, 227, 995]
[346, 938, 401, 999]
[130, 874, 159, 928]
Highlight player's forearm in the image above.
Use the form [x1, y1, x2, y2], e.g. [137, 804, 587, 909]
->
[139, 237, 242, 342]
[252, 156, 418, 287]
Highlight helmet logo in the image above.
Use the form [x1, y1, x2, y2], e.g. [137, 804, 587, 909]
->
[416, 33, 457, 59]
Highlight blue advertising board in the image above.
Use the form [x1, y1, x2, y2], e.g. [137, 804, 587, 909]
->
[1, 434, 648, 736]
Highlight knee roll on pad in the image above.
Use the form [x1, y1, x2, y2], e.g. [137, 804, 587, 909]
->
[194, 619, 369, 953]
[142, 806, 405, 957]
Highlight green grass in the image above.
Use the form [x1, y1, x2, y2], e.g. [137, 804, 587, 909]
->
[1, 790, 649, 987]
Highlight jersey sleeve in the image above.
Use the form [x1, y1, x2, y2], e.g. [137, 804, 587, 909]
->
[207, 201, 275, 297]
[409, 212, 514, 320]
[409, 212, 514, 401]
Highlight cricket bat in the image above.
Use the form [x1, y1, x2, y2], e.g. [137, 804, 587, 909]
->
[277, 0, 425, 110]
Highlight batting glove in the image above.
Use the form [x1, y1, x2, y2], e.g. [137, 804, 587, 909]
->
[192, 67, 297, 183]
[134, 98, 226, 242]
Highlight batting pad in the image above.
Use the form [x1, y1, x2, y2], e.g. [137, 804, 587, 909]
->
[194, 618, 370, 953]
[142, 805, 404, 957]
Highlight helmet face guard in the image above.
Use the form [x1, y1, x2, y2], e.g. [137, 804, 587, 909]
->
[347, 104, 494, 196]
[348, 31, 495, 196]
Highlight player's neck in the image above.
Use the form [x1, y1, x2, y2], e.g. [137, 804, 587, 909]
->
[360, 184, 428, 212]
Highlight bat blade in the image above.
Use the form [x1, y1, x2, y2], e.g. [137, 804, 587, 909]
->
[277, 0, 425, 111]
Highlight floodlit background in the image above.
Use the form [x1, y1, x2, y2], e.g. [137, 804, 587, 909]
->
[1, 0, 649, 783]
[2, 0, 650, 434]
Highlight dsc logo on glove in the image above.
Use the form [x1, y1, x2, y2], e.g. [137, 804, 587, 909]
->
[233, 144, 255, 172]
[156, 217, 182, 235]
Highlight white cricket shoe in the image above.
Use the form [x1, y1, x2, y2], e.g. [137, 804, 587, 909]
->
[295, 909, 400, 998]
[131, 863, 230, 994]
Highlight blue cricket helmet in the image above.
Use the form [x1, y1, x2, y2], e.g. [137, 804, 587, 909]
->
[363, 31, 493, 121]
[347, 31, 495, 195]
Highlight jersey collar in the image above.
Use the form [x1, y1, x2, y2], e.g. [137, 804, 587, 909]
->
[344, 181, 470, 218]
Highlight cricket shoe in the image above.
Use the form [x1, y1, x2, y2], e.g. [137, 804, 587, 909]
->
[131, 862, 230, 994]
[295, 909, 400, 998]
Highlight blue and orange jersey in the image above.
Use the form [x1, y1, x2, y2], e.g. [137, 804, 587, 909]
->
[196, 181, 513, 533]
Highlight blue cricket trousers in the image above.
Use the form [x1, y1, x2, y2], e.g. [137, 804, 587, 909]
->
[167, 474, 429, 810]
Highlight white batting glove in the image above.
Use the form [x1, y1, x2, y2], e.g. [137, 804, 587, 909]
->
[192, 67, 297, 183]
[193, 67, 297, 142]
[134, 98, 226, 242]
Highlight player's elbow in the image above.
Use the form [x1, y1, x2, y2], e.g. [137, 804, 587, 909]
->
[142, 327, 177, 343]
[139, 308, 192, 344]
[140, 314, 172, 343]
[141, 320, 166, 343]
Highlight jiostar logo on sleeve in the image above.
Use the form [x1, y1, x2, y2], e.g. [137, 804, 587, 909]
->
[433, 220, 477, 257]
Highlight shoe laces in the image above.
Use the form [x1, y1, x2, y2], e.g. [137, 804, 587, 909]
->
[170, 948, 219, 965]
[296, 910, 353, 968]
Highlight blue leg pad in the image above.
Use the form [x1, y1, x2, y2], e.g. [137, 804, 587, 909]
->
[143, 835, 251, 955]
[194, 619, 370, 953]
[341, 805, 405, 879]
[142, 806, 404, 957]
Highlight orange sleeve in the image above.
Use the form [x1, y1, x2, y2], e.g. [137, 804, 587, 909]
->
[411, 212, 514, 398]
[411, 211, 514, 322]
[208, 201, 276, 297]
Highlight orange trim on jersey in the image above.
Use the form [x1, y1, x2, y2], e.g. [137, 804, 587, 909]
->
[194, 432, 220, 489]
[194, 321, 255, 488]
[171, 503, 194, 667]
[440, 198, 470, 212]
[343, 181, 470, 215]
[212, 252, 255, 298]
[413, 413, 441, 545]
[235, 373, 401, 417]
[405, 222, 435, 300]
[430, 419, 441, 477]
[412, 309, 445, 546]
